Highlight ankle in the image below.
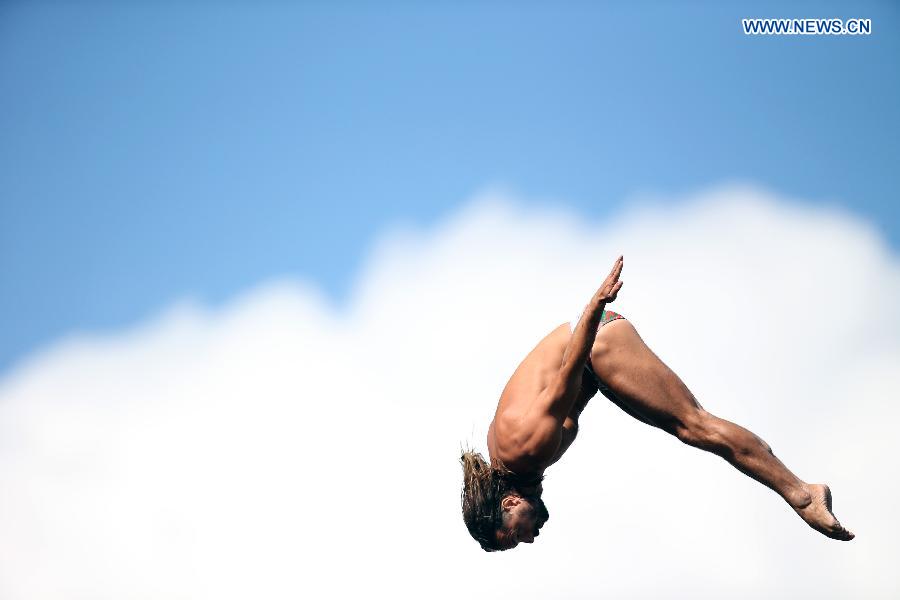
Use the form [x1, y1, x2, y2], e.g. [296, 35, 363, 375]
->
[786, 484, 812, 509]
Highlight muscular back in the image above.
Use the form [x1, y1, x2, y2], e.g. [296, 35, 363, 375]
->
[487, 257, 624, 480]
[487, 323, 581, 476]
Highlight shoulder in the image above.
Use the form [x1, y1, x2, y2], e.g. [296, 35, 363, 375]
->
[489, 410, 561, 473]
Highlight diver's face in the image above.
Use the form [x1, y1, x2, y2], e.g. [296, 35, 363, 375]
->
[496, 494, 549, 550]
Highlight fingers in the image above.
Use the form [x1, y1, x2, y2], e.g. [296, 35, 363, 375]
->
[608, 280, 623, 302]
[607, 255, 624, 282]
[594, 256, 625, 304]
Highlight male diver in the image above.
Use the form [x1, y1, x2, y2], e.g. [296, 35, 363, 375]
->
[460, 256, 853, 551]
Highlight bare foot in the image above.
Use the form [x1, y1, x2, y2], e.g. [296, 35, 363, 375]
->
[794, 484, 855, 541]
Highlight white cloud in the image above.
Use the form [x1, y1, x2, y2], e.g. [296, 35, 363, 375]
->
[1, 185, 898, 599]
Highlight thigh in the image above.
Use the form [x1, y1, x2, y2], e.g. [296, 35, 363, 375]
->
[590, 319, 702, 432]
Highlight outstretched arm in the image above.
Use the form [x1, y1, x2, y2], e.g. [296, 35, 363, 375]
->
[543, 256, 623, 422]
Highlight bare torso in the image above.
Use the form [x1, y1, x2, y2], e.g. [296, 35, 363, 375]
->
[487, 323, 595, 482]
[478, 256, 855, 543]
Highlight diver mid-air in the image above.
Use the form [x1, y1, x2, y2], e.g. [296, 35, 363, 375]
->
[461, 256, 853, 551]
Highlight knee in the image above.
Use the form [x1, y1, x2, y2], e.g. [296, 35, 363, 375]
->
[674, 410, 726, 450]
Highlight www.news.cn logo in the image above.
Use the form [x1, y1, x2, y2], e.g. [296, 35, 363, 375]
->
[742, 18, 871, 36]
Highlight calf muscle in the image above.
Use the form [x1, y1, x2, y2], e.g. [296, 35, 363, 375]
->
[594, 320, 809, 508]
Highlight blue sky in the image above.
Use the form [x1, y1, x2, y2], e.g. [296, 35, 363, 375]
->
[1, 2, 898, 372]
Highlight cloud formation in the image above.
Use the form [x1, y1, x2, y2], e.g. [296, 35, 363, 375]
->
[1, 186, 898, 598]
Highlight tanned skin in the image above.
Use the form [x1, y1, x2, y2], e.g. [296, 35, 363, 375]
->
[486, 256, 853, 550]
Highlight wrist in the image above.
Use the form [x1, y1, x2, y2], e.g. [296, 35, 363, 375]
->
[590, 293, 609, 310]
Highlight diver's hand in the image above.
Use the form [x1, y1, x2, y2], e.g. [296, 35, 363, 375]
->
[591, 255, 624, 307]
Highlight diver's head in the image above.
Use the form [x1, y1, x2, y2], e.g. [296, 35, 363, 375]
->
[494, 492, 548, 549]
[460, 451, 549, 551]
